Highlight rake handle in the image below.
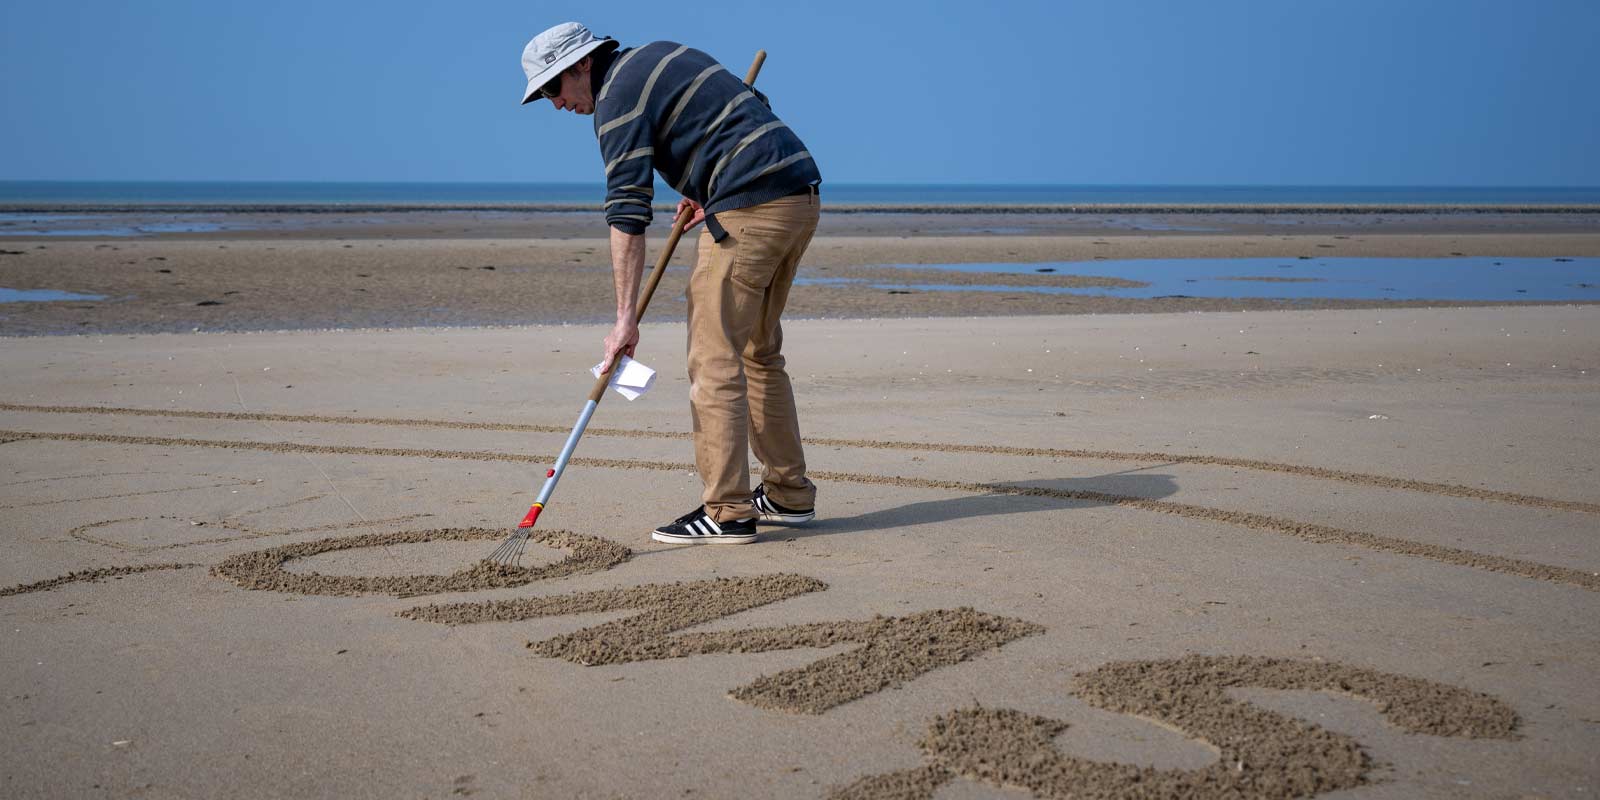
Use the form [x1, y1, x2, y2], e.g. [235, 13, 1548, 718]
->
[587, 49, 769, 404]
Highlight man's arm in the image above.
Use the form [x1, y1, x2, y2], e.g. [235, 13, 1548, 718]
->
[602, 226, 647, 373]
[593, 55, 656, 374]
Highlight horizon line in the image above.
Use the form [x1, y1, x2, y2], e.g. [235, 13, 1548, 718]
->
[2, 179, 1598, 190]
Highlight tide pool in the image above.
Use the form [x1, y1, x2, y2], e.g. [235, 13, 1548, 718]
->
[809, 257, 1599, 302]
[0, 288, 107, 303]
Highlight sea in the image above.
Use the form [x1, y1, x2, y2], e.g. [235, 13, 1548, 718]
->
[2, 181, 1598, 207]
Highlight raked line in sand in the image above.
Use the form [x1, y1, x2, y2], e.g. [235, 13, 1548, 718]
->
[2, 401, 1596, 515]
[2, 427, 1596, 592]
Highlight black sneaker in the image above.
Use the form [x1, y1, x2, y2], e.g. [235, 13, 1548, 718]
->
[752, 485, 815, 525]
[651, 506, 757, 545]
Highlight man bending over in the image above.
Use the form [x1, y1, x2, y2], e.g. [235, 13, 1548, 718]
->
[520, 22, 821, 545]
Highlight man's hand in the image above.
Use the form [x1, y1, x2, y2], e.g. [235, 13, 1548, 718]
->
[602, 317, 639, 375]
[676, 197, 706, 231]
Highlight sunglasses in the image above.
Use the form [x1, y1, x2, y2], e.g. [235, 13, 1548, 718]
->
[539, 74, 564, 100]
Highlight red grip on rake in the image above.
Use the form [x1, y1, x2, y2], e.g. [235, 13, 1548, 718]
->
[518, 504, 542, 528]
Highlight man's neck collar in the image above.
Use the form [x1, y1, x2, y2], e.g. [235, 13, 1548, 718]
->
[589, 46, 619, 98]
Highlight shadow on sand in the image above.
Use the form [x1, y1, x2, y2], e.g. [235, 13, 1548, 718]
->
[777, 467, 1181, 540]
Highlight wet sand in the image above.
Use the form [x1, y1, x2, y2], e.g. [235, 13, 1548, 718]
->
[1, 209, 1598, 335]
[1, 306, 1597, 798]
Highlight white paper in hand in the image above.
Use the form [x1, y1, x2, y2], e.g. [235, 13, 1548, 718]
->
[590, 355, 657, 401]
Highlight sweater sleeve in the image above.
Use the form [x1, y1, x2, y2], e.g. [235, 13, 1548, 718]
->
[596, 94, 656, 235]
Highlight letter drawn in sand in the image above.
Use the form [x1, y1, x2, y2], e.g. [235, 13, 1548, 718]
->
[831, 654, 1521, 799]
[211, 527, 629, 597]
[401, 574, 1045, 714]
[1, 562, 202, 597]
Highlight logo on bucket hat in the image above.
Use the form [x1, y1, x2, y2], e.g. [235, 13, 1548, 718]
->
[521, 22, 618, 105]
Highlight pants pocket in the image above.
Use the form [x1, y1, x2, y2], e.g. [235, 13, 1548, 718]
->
[729, 223, 791, 290]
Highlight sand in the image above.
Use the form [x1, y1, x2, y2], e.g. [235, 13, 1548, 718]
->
[2, 210, 1598, 334]
[832, 655, 1520, 799]
[403, 574, 1041, 714]
[5, 426, 1594, 592]
[67, 510, 437, 554]
[0, 562, 200, 597]
[7, 401, 1597, 514]
[2, 289, 1597, 794]
[210, 527, 630, 597]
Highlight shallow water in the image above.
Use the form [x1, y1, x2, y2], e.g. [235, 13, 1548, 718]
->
[1090, 217, 1222, 233]
[809, 257, 1600, 301]
[948, 226, 1035, 235]
[0, 288, 108, 303]
[0, 213, 237, 236]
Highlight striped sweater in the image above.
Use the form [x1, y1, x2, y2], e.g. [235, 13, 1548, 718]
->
[593, 41, 820, 241]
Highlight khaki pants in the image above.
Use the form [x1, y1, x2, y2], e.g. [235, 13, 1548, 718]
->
[687, 193, 820, 522]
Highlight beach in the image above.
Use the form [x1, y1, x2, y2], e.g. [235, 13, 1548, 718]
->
[2, 210, 1599, 797]
[8, 0, 1599, 790]
[2, 208, 1598, 335]
[2, 302, 1598, 797]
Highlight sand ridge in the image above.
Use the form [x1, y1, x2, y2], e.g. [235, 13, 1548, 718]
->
[5, 531, 1039, 716]
[831, 654, 1520, 799]
[4, 402, 1594, 515]
[401, 573, 1044, 714]
[4, 427, 1595, 593]
[5, 524, 1040, 715]
[0, 562, 201, 597]
[210, 527, 629, 597]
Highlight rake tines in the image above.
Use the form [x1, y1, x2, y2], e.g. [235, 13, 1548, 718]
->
[486, 528, 531, 566]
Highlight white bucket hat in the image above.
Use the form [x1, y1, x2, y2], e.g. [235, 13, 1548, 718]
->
[520, 22, 619, 105]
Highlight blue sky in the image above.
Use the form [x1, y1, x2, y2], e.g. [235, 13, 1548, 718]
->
[1, 0, 1595, 185]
